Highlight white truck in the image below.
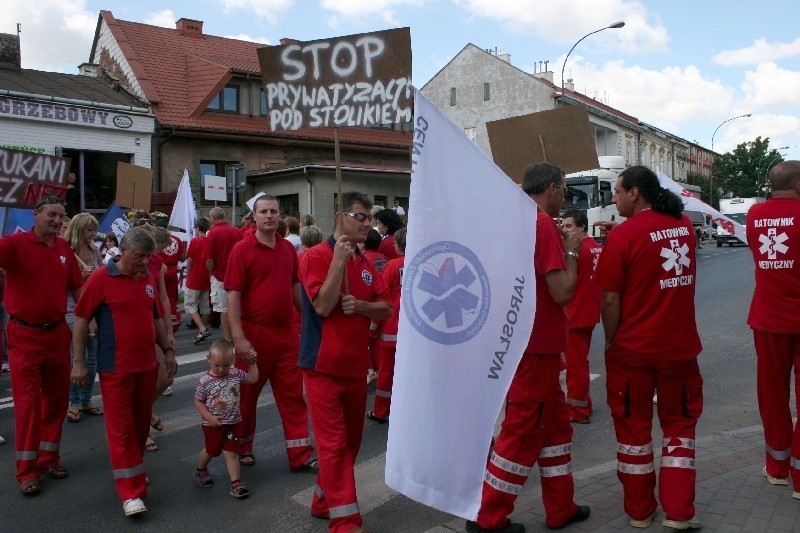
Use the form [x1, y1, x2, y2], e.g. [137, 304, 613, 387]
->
[716, 197, 763, 247]
[561, 155, 626, 240]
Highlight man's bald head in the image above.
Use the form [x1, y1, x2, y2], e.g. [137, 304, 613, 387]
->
[770, 160, 800, 193]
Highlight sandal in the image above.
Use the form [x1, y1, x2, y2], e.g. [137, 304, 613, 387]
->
[292, 457, 319, 473]
[239, 453, 255, 467]
[366, 411, 387, 424]
[66, 406, 81, 423]
[80, 404, 104, 416]
[151, 416, 164, 431]
[44, 465, 69, 479]
[145, 436, 159, 452]
[19, 478, 39, 494]
[193, 329, 211, 345]
[229, 480, 250, 499]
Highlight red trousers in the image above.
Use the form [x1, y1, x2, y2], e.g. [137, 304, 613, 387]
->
[368, 335, 380, 371]
[753, 329, 800, 489]
[304, 370, 366, 533]
[8, 321, 71, 482]
[234, 322, 313, 469]
[164, 270, 180, 327]
[99, 367, 158, 501]
[371, 345, 395, 419]
[565, 327, 594, 420]
[476, 353, 578, 530]
[605, 356, 702, 522]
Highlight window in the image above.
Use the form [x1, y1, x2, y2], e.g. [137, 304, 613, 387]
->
[450, 87, 457, 106]
[62, 149, 132, 216]
[276, 194, 299, 217]
[207, 85, 239, 112]
[199, 160, 238, 205]
[374, 195, 388, 209]
[591, 124, 617, 156]
[464, 127, 476, 143]
[484, 82, 491, 101]
[259, 89, 268, 116]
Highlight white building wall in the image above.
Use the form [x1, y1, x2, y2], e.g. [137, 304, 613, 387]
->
[92, 19, 146, 100]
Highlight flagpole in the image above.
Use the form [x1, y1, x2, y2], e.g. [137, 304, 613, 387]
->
[334, 126, 349, 295]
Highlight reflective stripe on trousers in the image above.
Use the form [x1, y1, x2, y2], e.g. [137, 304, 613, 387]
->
[484, 470, 523, 495]
[286, 437, 311, 449]
[618, 442, 653, 456]
[329, 502, 360, 519]
[490, 451, 532, 476]
[618, 461, 655, 475]
[113, 463, 145, 479]
[566, 397, 588, 407]
[767, 443, 791, 461]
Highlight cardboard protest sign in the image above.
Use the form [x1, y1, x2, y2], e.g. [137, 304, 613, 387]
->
[0, 147, 71, 208]
[258, 27, 412, 131]
[115, 161, 153, 211]
[486, 105, 599, 182]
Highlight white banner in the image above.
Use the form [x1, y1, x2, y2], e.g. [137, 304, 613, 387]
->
[385, 91, 538, 519]
[656, 169, 747, 244]
[204, 174, 227, 201]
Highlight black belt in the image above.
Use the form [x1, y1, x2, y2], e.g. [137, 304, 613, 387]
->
[10, 316, 65, 330]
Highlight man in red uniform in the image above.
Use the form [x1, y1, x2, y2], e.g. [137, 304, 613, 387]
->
[155, 218, 186, 332]
[226, 195, 316, 471]
[204, 207, 242, 342]
[0, 197, 82, 494]
[595, 166, 702, 530]
[72, 227, 177, 517]
[366, 227, 406, 423]
[185, 217, 212, 341]
[469, 163, 589, 533]
[561, 210, 602, 424]
[299, 191, 391, 533]
[745, 160, 800, 499]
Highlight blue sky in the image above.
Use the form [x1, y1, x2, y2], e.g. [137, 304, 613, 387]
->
[7, 0, 800, 161]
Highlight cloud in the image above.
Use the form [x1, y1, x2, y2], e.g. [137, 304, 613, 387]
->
[143, 9, 176, 29]
[740, 63, 800, 111]
[6, 1, 96, 73]
[713, 37, 800, 66]
[453, 0, 668, 54]
[224, 33, 272, 45]
[320, 0, 424, 17]
[217, 0, 295, 24]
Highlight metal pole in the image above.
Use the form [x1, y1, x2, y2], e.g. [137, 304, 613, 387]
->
[709, 113, 751, 206]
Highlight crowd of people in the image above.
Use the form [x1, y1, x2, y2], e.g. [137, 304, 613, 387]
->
[2, 161, 800, 533]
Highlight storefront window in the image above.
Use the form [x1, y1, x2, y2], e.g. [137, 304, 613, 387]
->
[62, 149, 132, 216]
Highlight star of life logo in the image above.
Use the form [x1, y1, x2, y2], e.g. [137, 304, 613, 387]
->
[59, 255, 66, 265]
[145, 284, 155, 298]
[660, 239, 690, 275]
[403, 241, 491, 345]
[759, 228, 789, 260]
[361, 269, 373, 285]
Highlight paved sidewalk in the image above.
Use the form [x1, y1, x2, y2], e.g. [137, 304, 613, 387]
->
[429, 424, 800, 532]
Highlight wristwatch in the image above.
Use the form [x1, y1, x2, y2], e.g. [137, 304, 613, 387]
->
[566, 251, 579, 261]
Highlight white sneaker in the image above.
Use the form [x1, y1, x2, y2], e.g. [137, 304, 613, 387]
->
[161, 387, 173, 397]
[762, 466, 789, 485]
[366, 370, 377, 385]
[792, 490, 800, 500]
[662, 516, 701, 530]
[122, 498, 147, 516]
[630, 509, 658, 528]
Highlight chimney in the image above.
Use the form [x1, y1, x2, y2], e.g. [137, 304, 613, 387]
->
[280, 38, 300, 45]
[176, 18, 203, 38]
[0, 33, 21, 71]
[78, 62, 100, 77]
[565, 78, 575, 92]
[497, 53, 511, 64]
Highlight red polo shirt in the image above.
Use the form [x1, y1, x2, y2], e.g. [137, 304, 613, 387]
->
[204, 220, 242, 281]
[74, 260, 164, 373]
[595, 210, 701, 360]
[0, 229, 82, 323]
[160, 234, 185, 276]
[224, 232, 298, 327]
[379, 234, 400, 260]
[525, 210, 568, 354]
[186, 235, 211, 291]
[299, 236, 390, 377]
[564, 235, 602, 328]
[747, 198, 800, 333]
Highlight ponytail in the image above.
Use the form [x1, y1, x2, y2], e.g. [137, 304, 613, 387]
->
[619, 166, 684, 219]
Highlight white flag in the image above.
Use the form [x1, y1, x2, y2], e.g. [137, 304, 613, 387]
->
[656, 169, 747, 244]
[169, 169, 197, 241]
[385, 91, 538, 519]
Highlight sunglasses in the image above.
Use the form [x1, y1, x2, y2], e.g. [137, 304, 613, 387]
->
[344, 212, 373, 223]
[34, 196, 67, 209]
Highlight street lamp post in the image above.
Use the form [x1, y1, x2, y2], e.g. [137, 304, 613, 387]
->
[759, 148, 789, 197]
[709, 113, 752, 206]
[558, 21, 625, 108]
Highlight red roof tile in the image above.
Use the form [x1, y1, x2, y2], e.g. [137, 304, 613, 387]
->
[95, 11, 410, 149]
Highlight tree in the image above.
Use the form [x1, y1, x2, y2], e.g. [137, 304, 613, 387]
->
[685, 173, 711, 205]
[711, 136, 784, 203]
